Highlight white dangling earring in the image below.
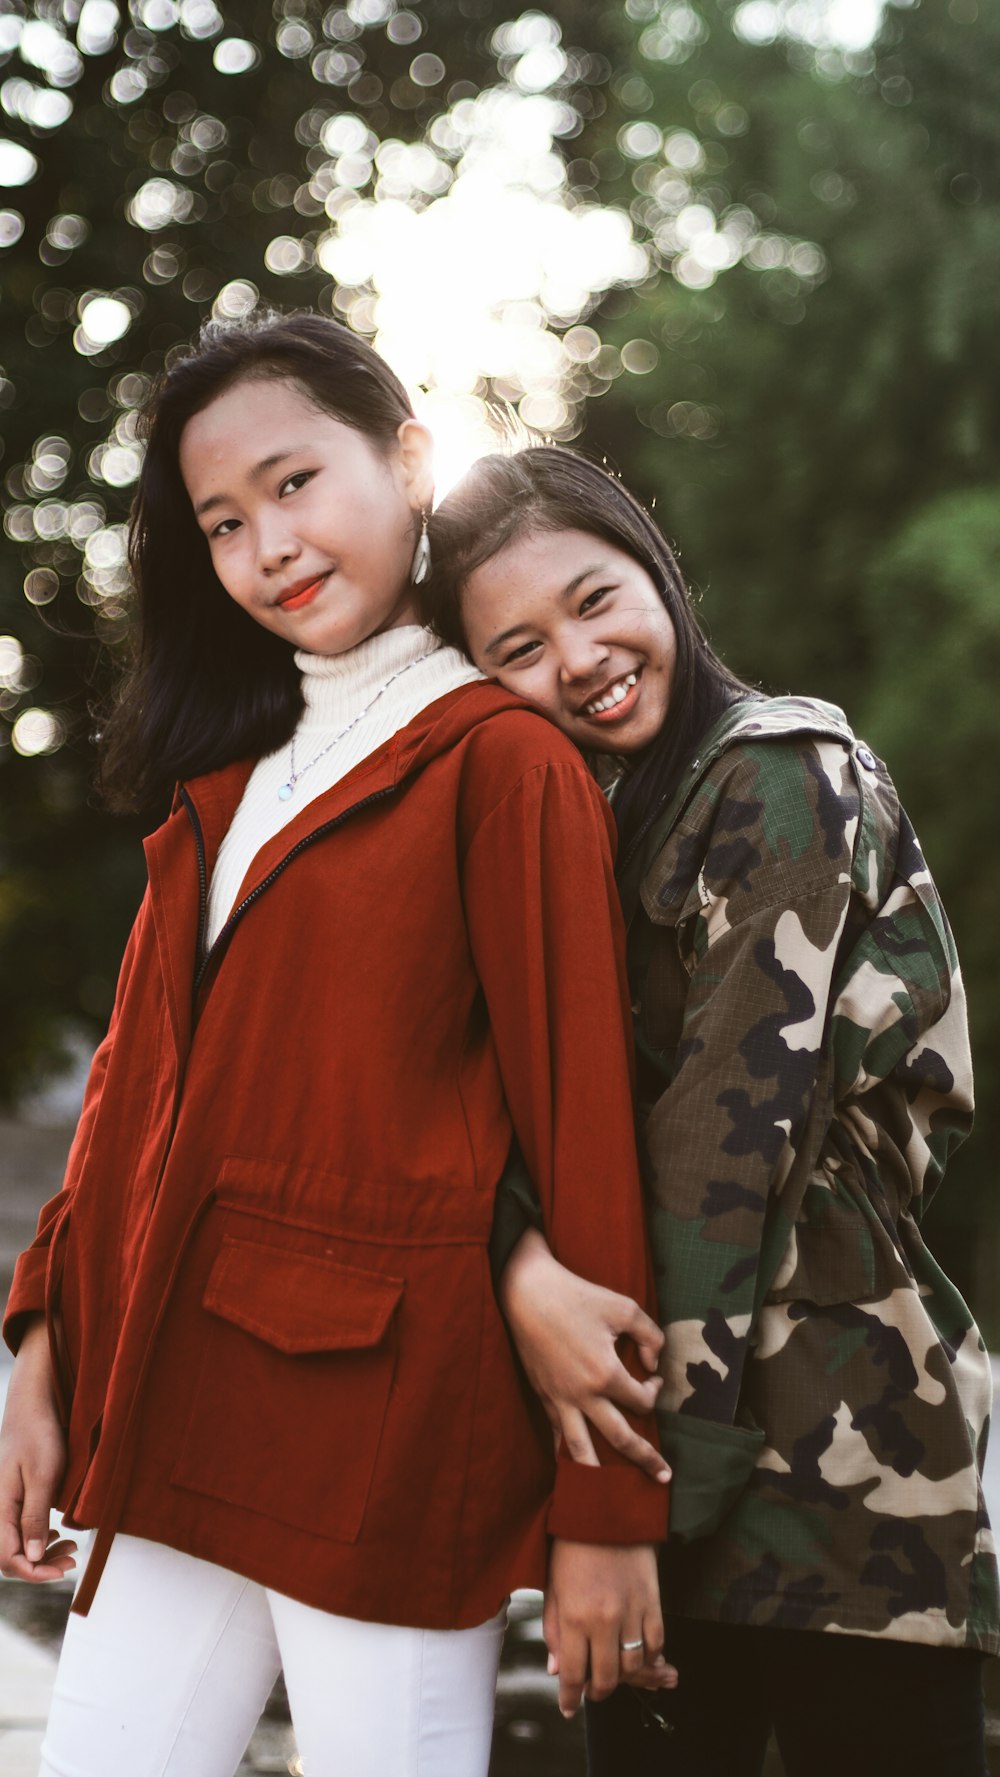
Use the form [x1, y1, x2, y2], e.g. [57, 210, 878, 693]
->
[410, 507, 432, 586]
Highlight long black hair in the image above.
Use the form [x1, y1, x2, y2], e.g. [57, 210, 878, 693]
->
[98, 311, 416, 812]
[426, 446, 754, 858]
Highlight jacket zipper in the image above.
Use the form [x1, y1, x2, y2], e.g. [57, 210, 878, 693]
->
[179, 786, 208, 964]
[181, 781, 401, 997]
[618, 795, 669, 880]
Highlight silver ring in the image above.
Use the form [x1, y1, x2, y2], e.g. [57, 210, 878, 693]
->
[620, 1638, 644, 1652]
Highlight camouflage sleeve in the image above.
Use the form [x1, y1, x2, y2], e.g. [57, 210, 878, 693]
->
[642, 739, 861, 1539]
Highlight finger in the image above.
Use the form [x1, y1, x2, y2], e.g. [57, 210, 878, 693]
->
[557, 1406, 600, 1468]
[539, 1396, 562, 1433]
[617, 1627, 647, 1679]
[599, 1366, 664, 1416]
[589, 1401, 671, 1483]
[625, 1658, 679, 1690]
[616, 1303, 664, 1370]
[584, 1620, 621, 1705]
[20, 1487, 54, 1566]
[542, 1588, 560, 1676]
[0, 1500, 23, 1572]
[21, 1525, 78, 1579]
[644, 1596, 666, 1665]
[2, 1542, 77, 1583]
[557, 1627, 589, 1718]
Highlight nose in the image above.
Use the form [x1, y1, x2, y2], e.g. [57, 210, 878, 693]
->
[557, 629, 610, 685]
[256, 509, 300, 575]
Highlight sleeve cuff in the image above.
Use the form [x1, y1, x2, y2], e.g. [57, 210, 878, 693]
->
[488, 1159, 543, 1288]
[547, 1451, 670, 1545]
[656, 1408, 764, 1543]
[3, 1247, 50, 1355]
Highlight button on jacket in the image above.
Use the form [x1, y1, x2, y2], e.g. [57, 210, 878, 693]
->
[3, 681, 669, 1626]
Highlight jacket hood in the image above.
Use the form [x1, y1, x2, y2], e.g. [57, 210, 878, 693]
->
[165, 679, 528, 888]
[389, 678, 533, 778]
[618, 693, 858, 918]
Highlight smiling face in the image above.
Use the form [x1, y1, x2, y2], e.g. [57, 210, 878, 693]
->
[179, 375, 433, 656]
[459, 526, 678, 754]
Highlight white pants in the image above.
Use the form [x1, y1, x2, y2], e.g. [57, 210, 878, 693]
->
[39, 1535, 506, 1777]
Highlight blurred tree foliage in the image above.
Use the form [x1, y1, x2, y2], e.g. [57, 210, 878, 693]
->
[1, 0, 997, 1318]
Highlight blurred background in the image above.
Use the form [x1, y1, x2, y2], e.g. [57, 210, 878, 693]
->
[0, 3, 998, 1768]
[0, 1, 997, 1324]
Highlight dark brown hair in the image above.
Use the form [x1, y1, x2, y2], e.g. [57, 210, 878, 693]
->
[99, 311, 416, 812]
[426, 446, 753, 858]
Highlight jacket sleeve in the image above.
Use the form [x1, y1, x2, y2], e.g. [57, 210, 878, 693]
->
[462, 757, 670, 1547]
[643, 741, 859, 1541]
[3, 892, 149, 1355]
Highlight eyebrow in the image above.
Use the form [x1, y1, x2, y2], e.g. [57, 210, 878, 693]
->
[193, 448, 307, 519]
[482, 564, 607, 656]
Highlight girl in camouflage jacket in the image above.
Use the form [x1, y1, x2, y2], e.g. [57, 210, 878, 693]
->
[428, 446, 999, 1777]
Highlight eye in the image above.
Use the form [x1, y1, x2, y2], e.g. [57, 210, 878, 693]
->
[579, 585, 613, 614]
[501, 638, 541, 666]
[279, 469, 314, 497]
[209, 516, 240, 540]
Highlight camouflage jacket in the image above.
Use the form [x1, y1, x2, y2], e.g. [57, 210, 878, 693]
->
[625, 694, 998, 1651]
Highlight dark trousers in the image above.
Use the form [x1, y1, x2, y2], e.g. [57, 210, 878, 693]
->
[585, 1618, 988, 1777]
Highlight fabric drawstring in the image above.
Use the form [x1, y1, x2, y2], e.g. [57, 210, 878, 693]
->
[72, 1188, 217, 1617]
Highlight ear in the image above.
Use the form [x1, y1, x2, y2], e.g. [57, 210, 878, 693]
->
[395, 418, 435, 512]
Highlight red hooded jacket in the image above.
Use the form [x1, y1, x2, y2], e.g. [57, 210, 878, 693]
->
[4, 681, 668, 1627]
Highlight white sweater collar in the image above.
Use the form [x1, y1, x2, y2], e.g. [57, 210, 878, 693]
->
[294, 625, 476, 731]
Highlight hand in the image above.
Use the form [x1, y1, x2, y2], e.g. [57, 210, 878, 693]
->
[0, 1316, 77, 1583]
[498, 1229, 669, 1482]
[544, 1539, 676, 1718]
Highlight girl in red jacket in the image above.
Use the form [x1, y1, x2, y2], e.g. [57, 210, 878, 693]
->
[0, 315, 669, 1777]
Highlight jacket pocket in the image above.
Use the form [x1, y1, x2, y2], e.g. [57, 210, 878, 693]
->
[171, 1235, 404, 1542]
[764, 1179, 905, 1309]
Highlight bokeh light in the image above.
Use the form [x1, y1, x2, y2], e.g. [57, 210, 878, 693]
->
[11, 706, 63, 756]
[0, 137, 38, 184]
[75, 295, 134, 353]
[213, 37, 260, 75]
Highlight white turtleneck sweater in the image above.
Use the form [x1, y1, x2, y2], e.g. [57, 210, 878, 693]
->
[206, 625, 483, 949]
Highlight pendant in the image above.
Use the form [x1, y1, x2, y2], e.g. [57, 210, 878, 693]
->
[278, 782, 294, 802]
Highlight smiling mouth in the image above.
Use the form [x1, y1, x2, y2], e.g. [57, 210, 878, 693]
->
[276, 574, 328, 612]
[579, 671, 640, 721]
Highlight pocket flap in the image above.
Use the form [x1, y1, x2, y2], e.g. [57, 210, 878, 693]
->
[204, 1237, 404, 1354]
[765, 1190, 904, 1308]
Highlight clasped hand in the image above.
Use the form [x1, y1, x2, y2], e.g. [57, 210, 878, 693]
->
[546, 1539, 676, 1716]
[498, 1227, 670, 1482]
[499, 1231, 678, 1713]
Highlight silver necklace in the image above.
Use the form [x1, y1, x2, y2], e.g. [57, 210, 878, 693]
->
[277, 648, 437, 802]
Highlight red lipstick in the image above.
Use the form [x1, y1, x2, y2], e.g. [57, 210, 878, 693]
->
[276, 574, 327, 611]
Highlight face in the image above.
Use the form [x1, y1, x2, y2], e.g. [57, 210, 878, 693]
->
[179, 376, 432, 655]
[460, 527, 677, 754]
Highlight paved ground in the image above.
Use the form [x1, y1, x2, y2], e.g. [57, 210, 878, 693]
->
[1, 1115, 998, 1773]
